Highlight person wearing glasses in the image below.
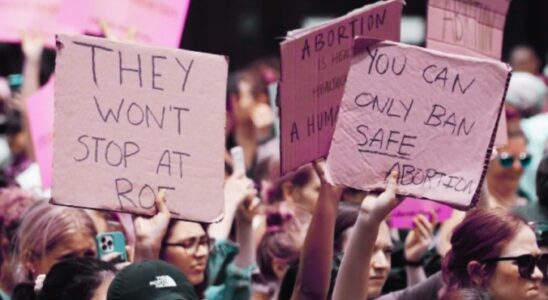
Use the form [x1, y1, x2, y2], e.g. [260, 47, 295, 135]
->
[159, 172, 259, 300]
[160, 220, 211, 298]
[318, 169, 544, 300]
[441, 208, 544, 300]
[486, 128, 532, 209]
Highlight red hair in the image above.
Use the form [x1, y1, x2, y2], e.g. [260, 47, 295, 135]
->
[442, 208, 527, 293]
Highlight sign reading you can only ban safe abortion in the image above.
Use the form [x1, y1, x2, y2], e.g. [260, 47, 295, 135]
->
[326, 39, 511, 208]
[52, 35, 227, 222]
[279, 0, 403, 175]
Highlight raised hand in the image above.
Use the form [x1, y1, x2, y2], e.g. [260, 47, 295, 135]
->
[359, 170, 402, 223]
[133, 191, 171, 260]
[21, 31, 44, 61]
[404, 213, 436, 263]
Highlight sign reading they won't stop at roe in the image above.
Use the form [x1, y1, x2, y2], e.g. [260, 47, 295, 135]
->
[52, 35, 227, 222]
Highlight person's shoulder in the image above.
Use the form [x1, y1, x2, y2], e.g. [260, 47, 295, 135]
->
[378, 272, 443, 300]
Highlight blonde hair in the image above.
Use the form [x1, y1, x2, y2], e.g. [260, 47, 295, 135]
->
[12, 200, 97, 283]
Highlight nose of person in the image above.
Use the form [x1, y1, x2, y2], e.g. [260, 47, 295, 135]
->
[371, 250, 389, 272]
[194, 242, 209, 258]
[531, 265, 544, 282]
[512, 157, 523, 173]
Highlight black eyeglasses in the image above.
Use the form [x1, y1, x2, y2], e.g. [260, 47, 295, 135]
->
[164, 235, 214, 253]
[483, 254, 548, 279]
[498, 152, 532, 168]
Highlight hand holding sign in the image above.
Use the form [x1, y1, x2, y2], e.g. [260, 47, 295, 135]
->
[360, 170, 402, 223]
[133, 191, 170, 261]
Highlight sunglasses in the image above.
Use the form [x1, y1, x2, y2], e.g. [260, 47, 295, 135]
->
[498, 152, 532, 168]
[483, 254, 548, 280]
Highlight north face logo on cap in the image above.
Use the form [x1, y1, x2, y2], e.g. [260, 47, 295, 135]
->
[149, 275, 177, 288]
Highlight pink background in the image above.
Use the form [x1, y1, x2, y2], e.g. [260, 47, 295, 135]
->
[27, 77, 55, 188]
[0, 0, 190, 48]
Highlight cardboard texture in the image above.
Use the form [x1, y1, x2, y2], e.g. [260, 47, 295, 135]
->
[389, 197, 452, 229]
[426, 0, 512, 146]
[52, 34, 227, 222]
[326, 39, 510, 208]
[27, 77, 55, 188]
[279, 0, 404, 175]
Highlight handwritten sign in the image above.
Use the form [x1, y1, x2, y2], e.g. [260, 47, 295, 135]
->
[52, 35, 227, 222]
[326, 39, 510, 208]
[427, 0, 510, 59]
[279, 0, 403, 175]
[85, 0, 191, 47]
[388, 197, 452, 229]
[426, 0, 512, 146]
[27, 77, 55, 188]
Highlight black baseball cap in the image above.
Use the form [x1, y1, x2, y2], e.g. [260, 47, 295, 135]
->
[107, 260, 199, 300]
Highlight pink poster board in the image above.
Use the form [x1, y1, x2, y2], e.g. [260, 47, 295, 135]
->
[427, 0, 510, 60]
[389, 197, 452, 229]
[85, 0, 191, 47]
[279, 0, 404, 175]
[27, 77, 55, 188]
[0, 0, 78, 47]
[426, 0, 512, 146]
[52, 34, 227, 222]
[326, 39, 510, 209]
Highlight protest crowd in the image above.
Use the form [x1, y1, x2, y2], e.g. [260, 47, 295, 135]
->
[0, 0, 547, 300]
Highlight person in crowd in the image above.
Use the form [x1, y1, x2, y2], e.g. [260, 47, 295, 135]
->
[505, 72, 547, 120]
[2, 34, 44, 191]
[486, 128, 531, 208]
[0, 188, 39, 299]
[159, 172, 259, 299]
[107, 260, 199, 300]
[226, 68, 274, 177]
[160, 220, 210, 297]
[11, 201, 97, 288]
[287, 160, 343, 300]
[255, 212, 301, 299]
[12, 257, 116, 300]
[515, 155, 548, 222]
[440, 208, 543, 300]
[509, 45, 545, 83]
[267, 164, 320, 217]
[331, 178, 544, 300]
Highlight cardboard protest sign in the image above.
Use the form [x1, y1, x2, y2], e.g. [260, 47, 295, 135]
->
[27, 77, 55, 188]
[0, 0, 77, 47]
[85, 0, 190, 47]
[427, 0, 511, 60]
[326, 39, 511, 208]
[426, 0, 512, 146]
[279, 0, 403, 175]
[52, 35, 227, 222]
[388, 197, 452, 229]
